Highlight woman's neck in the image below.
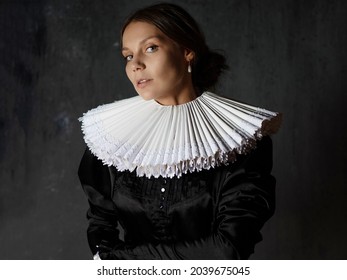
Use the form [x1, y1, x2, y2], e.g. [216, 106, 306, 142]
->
[155, 83, 198, 106]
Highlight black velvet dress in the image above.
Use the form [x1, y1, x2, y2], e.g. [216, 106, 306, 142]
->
[78, 136, 275, 260]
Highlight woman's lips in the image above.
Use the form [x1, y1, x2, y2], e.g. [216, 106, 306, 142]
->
[136, 79, 152, 89]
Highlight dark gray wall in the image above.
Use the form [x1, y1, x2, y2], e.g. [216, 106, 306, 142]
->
[1, 0, 346, 259]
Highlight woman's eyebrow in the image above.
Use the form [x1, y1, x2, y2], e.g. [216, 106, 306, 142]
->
[122, 35, 163, 51]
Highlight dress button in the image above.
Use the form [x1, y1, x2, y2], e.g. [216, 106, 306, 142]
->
[161, 196, 165, 201]
[163, 179, 167, 185]
[159, 204, 164, 209]
[161, 187, 166, 193]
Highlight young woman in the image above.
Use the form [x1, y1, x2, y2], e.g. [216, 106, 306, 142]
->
[78, 3, 281, 260]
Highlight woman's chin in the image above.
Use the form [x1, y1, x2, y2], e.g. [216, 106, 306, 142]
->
[137, 91, 155, 101]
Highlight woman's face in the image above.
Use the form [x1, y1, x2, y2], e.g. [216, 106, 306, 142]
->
[122, 21, 194, 105]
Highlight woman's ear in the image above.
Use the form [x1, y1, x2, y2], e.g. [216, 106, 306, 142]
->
[184, 49, 195, 62]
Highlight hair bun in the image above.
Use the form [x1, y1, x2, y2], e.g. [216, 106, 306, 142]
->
[193, 50, 228, 93]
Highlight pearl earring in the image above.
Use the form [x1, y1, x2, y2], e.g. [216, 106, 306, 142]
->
[188, 62, 192, 73]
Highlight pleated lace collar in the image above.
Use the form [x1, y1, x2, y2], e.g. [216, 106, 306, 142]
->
[79, 92, 281, 178]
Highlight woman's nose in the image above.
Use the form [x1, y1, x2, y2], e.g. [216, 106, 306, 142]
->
[131, 58, 145, 72]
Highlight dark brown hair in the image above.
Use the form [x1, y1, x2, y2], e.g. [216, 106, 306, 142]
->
[121, 2, 228, 94]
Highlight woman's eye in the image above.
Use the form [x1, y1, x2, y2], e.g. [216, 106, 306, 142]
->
[124, 55, 133, 62]
[146, 45, 158, 53]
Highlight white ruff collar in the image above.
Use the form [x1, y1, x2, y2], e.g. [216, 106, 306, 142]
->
[79, 92, 281, 178]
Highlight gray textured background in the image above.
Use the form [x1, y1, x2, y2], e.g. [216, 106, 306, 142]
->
[1, 0, 346, 259]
